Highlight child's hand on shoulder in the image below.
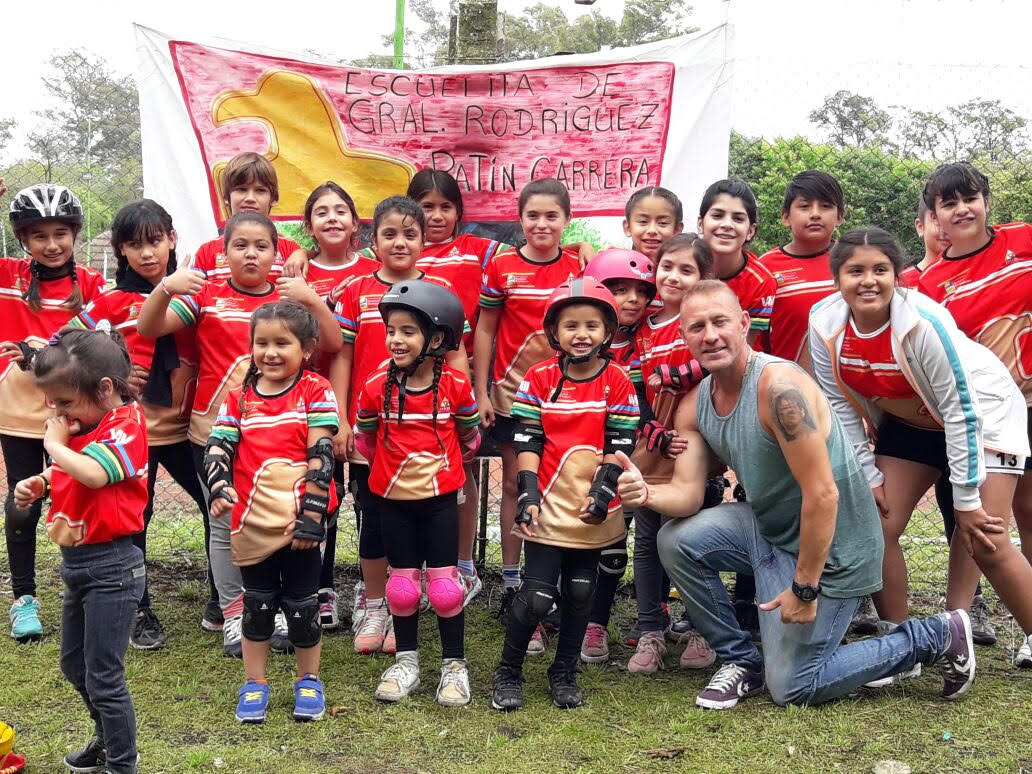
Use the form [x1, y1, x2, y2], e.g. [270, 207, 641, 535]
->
[281, 249, 310, 279]
[128, 364, 150, 394]
[276, 276, 319, 307]
[43, 415, 78, 449]
[209, 487, 237, 519]
[163, 265, 205, 296]
[13, 475, 46, 510]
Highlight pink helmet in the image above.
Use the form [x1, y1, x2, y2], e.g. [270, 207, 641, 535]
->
[581, 248, 656, 301]
[543, 277, 619, 353]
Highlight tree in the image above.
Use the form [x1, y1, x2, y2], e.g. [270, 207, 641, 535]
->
[0, 117, 15, 156]
[361, 0, 454, 68]
[809, 90, 893, 148]
[613, 0, 697, 47]
[896, 99, 1027, 162]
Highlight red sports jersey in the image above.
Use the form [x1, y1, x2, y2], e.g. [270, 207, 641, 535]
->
[70, 289, 198, 446]
[0, 258, 106, 438]
[759, 245, 836, 367]
[47, 401, 148, 547]
[479, 246, 580, 416]
[210, 372, 339, 566]
[918, 223, 1032, 404]
[355, 363, 480, 500]
[723, 251, 776, 350]
[305, 255, 378, 376]
[190, 234, 298, 281]
[609, 336, 643, 386]
[899, 265, 922, 289]
[168, 280, 278, 444]
[511, 357, 638, 549]
[839, 319, 937, 429]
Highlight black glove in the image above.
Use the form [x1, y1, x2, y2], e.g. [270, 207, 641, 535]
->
[583, 462, 622, 524]
[515, 471, 540, 527]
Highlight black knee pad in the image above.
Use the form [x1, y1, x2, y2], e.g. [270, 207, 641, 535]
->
[242, 589, 278, 642]
[282, 594, 322, 648]
[512, 580, 559, 627]
[562, 569, 597, 616]
[597, 546, 628, 577]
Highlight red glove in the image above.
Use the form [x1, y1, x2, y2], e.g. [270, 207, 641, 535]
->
[653, 360, 706, 391]
[641, 419, 678, 459]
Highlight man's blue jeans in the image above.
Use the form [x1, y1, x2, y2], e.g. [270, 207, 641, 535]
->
[657, 503, 949, 706]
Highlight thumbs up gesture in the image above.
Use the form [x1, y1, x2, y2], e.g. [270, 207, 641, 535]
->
[615, 450, 649, 508]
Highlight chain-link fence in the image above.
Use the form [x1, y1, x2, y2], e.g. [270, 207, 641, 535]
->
[2, 50, 1028, 595]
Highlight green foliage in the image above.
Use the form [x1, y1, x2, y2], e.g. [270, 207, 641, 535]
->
[562, 218, 604, 250]
[276, 221, 315, 252]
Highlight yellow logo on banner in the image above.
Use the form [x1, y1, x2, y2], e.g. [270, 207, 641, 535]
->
[210, 70, 416, 220]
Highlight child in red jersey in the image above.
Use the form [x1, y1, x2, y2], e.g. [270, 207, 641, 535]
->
[491, 278, 639, 711]
[0, 184, 105, 643]
[15, 330, 148, 774]
[330, 196, 469, 656]
[206, 301, 339, 724]
[68, 200, 208, 650]
[623, 186, 685, 262]
[758, 170, 845, 368]
[354, 280, 480, 706]
[138, 212, 341, 657]
[190, 152, 300, 281]
[698, 179, 776, 351]
[899, 196, 950, 289]
[475, 178, 581, 621]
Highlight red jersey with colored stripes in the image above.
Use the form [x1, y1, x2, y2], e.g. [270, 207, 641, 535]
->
[168, 281, 278, 444]
[899, 265, 922, 289]
[305, 255, 378, 376]
[70, 289, 198, 446]
[723, 251, 776, 349]
[759, 245, 836, 365]
[479, 246, 580, 416]
[918, 223, 1032, 404]
[210, 372, 340, 566]
[356, 364, 480, 500]
[511, 357, 638, 549]
[47, 402, 148, 547]
[0, 258, 106, 438]
[190, 234, 299, 280]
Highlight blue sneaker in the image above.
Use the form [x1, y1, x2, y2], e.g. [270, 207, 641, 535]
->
[10, 595, 43, 642]
[293, 674, 325, 721]
[235, 680, 269, 723]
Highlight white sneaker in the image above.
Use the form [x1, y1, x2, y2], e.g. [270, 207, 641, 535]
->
[863, 662, 922, 688]
[436, 659, 472, 707]
[319, 588, 340, 631]
[375, 653, 421, 702]
[222, 615, 243, 658]
[460, 572, 483, 608]
[354, 601, 389, 654]
[351, 581, 367, 635]
[1016, 633, 1032, 668]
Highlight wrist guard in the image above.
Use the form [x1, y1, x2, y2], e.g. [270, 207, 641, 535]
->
[515, 470, 540, 526]
[654, 360, 706, 391]
[641, 419, 676, 457]
[293, 509, 327, 543]
[583, 462, 622, 524]
[512, 423, 545, 456]
[203, 436, 238, 508]
[603, 426, 636, 455]
[304, 436, 335, 490]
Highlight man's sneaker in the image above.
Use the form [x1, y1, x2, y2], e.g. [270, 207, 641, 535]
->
[201, 599, 224, 632]
[940, 609, 976, 700]
[863, 662, 922, 689]
[491, 664, 525, 711]
[382, 615, 397, 654]
[627, 631, 667, 674]
[9, 595, 42, 642]
[580, 622, 610, 664]
[351, 581, 367, 635]
[696, 663, 765, 710]
[293, 674, 325, 721]
[526, 625, 546, 656]
[496, 587, 517, 627]
[1015, 633, 1032, 668]
[668, 608, 694, 643]
[548, 663, 585, 709]
[850, 595, 879, 635]
[460, 572, 483, 608]
[130, 606, 168, 650]
[679, 630, 716, 670]
[436, 659, 472, 707]
[64, 736, 106, 772]
[375, 653, 420, 702]
[969, 594, 997, 646]
[318, 588, 340, 631]
[235, 680, 269, 723]
[222, 615, 243, 659]
[733, 600, 761, 642]
[270, 611, 293, 654]
[354, 602, 389, 654]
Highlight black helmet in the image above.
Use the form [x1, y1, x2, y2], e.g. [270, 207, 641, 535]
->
[378, 279, 465, 357]
[9, 184, 84, 231]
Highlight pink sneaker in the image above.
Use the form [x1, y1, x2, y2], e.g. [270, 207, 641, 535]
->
[382, 615, 397, 655]
[353, 602, 388, 654]
[627, 631, 666, 674]
[679, 629, 716, 669]
[526, 625, 546, 657]
[580, 622, 610, 664]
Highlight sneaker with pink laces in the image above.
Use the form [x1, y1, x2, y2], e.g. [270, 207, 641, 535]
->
[627, 630, 666, 674]
[353, 601, 389, 654]
[679, 629, 716, 669]
[580, 622, 610, 664]
[526, 625, 546, 657]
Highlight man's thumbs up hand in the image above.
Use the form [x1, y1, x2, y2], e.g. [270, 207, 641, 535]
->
[615, 450, 649, 508]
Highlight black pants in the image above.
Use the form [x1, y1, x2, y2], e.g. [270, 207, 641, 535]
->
[135, 441, 209, 608]
[2, 434, 47, 599]
[501, 541, 600, 673]
[376, 491, 464, 660]
[588, 516, 632, 627]
[351, 464, 386, 561]
[239, 545, 322, 601]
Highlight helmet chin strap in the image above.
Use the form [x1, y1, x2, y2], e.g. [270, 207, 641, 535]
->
[394, 326, 446, 420]
[549, 341, 613, 402]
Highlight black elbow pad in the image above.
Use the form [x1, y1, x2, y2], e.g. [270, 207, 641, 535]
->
[512, 423, 545, 456]
[604, 427, 636, 455]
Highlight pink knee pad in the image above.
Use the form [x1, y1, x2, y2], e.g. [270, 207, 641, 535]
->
[385, 567, 422, 616]
[426, 566, 464, 618]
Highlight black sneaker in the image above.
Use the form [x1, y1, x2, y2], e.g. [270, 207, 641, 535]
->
[695, 663, 765, 710]
[64, 737, 106, 772]
[969, 595, 997, 646]
[547, 663, 584, 709]
[491, 664, 525, 711]
[733, 600, 761, 642]
[940, 609, 975, 700]
[201, 599, 224, 632]
[130, 606, 168, 651]
[668, 608, 694, 643]
[496, 587, 517, 628]
[850, 595, 879, 635]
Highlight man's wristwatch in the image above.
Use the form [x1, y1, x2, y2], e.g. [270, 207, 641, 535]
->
[791, 580, 821, 602]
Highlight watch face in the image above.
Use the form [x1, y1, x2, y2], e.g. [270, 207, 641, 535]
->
[793, 582, 819, 602]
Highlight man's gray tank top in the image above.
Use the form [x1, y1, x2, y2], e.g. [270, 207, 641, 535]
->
[695, 352, 883, 598]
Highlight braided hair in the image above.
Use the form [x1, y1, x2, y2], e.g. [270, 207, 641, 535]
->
[22, 248, 83, 314]
[237, 300, 319, 412]
[380, 353, 447, 456]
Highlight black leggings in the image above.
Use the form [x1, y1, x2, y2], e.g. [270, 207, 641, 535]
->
[2, 434, 47, 599]
[376, 491, 463, 660]
[351, 464, 385, 561]
[588, 516, 632, 627]
[136, 441, 209, 608]
[240, 545, 322, 600]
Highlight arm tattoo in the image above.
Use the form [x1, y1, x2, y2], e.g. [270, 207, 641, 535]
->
[769, 378, 817, 441]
